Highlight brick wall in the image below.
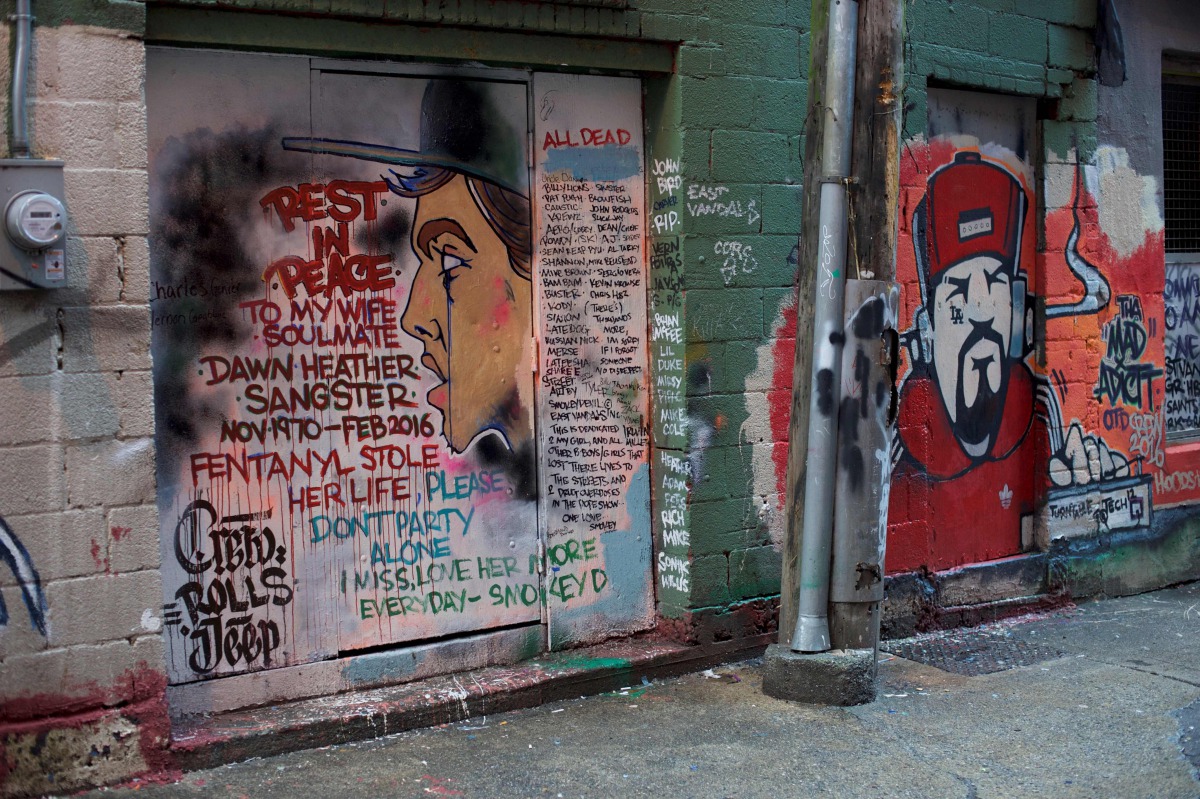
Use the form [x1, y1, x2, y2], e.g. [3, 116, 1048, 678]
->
[0, 9, 170, 796]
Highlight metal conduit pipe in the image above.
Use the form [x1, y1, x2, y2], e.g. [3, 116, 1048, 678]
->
[791, 0, 859, 653]
[11, 0, 32, 158]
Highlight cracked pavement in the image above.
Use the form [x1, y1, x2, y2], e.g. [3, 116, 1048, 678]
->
[83, 582, 1200, 799]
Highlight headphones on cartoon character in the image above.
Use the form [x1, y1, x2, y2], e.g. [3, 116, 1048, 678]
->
[904, 189, 1035, 368]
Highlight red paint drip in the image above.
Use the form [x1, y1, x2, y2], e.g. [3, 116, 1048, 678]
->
[769, 296, 798, 505]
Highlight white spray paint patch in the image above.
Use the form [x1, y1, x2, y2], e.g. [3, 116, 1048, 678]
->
[1095, 145, 1164, 259]
[741, 290, 798, 546]
[140, 608, 162, 633]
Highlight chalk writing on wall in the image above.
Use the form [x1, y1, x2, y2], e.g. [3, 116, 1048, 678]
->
[650, 158, 682, 236]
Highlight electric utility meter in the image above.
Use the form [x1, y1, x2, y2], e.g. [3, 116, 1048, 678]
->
[0, 159, 67, 290]
[7, 191, 65, 250]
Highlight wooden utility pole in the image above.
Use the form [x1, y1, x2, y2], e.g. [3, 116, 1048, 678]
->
[780, 0, 905, 648]
[847, 1, 905, 286]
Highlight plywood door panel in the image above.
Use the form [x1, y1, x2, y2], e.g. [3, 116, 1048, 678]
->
[149, 50, 542, 684]
[532, 73, 654, 648]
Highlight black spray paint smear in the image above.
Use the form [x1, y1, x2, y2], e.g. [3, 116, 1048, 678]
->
[150, 124, 292, 468]
[474, 434, 537, 503]
[354, 204, 411, 261]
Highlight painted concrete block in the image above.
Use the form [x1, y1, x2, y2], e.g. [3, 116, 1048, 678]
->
[987, 12, 1046, 64]
[120, 235, 151, 303]
[1060, 76, 1098, 122]
[1044, 120, 1095, 163]
[753, 79, 807, 134]
[925, 4, 990, 52]
[60, 305, 152, 373]
[678, 44, 726, 78]
[107, 503, 161, 573]
[0, 644, 68, 703]
[35, 26, 144, 104]
[0, 444, 65, 516]
[712, 130, 795, 184]
[1040, 0, 1096, 28]
[1048, 23, 1094, 71]
[0, 299, 57, 377]
[0, 374, 55, 446]
[117, 101, 149, 170]
[60, 371, 121, 440]
[680, 76, 756, 131]
[65, 236, 121, 305]
[761, 183, 803, 235]
[721, 24, 801, 80]
[0, 584, 50, 658]
[726, 339, 774, 393]
[731, 389, 772, 445]
[110, 369, 155, 438]
[32, 99, 122, 168]
[688, 553, 731, 607]
[65, 437, 155, 508]
[729, 544, 781, 600]
[43, 569, 163, 648]
[63, 168, 149, 236]
[0, 508, 106, 590]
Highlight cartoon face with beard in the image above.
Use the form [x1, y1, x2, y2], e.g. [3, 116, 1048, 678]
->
[929, 254, 1015, 457]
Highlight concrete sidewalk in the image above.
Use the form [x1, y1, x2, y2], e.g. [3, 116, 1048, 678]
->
[84, 582, 1200, 799]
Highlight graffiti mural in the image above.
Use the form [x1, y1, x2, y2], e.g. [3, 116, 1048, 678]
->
[889, 144, 1044, 570]
[1164, 263, 1200, 434]
[887, 92, 1164, 571]
[148, 51, 653, 684]
[0, 514, 47, 636]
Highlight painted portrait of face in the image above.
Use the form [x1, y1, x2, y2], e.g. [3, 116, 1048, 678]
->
[913, 150, 1030, 459]
[930, 254, 1015, 456]
[282, 77, 534, 457]
[392, 170, 534, 454]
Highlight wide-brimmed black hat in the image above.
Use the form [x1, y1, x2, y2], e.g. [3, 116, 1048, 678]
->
[283, 78, 527, 195]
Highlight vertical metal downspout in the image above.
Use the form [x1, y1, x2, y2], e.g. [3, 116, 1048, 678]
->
[791, 0, 859, 653]
[11, 0, 32, 158]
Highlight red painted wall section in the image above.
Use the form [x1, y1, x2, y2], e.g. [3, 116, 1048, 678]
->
[889, 141, 1041, 571]
[757, 133, 1184, 579]
[0, 664, 173, 793]
[886, 136, 1169, 574]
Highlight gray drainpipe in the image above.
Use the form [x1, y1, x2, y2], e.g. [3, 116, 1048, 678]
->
[10, 0, 32, 158]
[791, 0, 859, 653]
